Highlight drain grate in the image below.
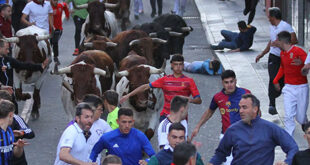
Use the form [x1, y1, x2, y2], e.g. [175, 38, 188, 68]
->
[183, 16, 200, 20]
[251, 62, 268, 70]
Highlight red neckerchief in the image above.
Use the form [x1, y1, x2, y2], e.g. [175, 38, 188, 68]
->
[33, 0, 44, 6]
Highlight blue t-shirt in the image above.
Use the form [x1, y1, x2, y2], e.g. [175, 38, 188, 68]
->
[90, 128, 155, 165]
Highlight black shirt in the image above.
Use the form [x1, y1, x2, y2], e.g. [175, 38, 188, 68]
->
[292, 149, 310, 165]
[0, 56, 42, 86]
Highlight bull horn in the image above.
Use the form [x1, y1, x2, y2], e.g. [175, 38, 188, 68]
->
[104, 2, 119, 8]
[3, 37, 19, 43]
[62, 80, 74, 94]
[114, 63, 129, 77]
[152, 38, 167, 44]
[75, 3, 88, 9]
[94, 67, 108, 77]
[181, 26, 193, 32]
[149, 32, 157, 37]
[169, 31, 183, 37]
[164, 27, 172, 31]
[84, 42, 93, 48]
[57, 66, 72, 74]
[36, 35, 50, 41]
[129, 39, 140, 46]
[106, 42, 117, 47]
[150, 59, 166, 74]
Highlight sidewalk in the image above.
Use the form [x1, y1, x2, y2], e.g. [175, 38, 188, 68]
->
[194, 0, 309, 162]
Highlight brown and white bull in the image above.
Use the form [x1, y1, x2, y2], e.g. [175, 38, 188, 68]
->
[85, 30, 167, 67]
[115, 55, 165, 139]
[5, 25, 52, 119]
[52, 50, 114, 121]
[74, 0, 119, 38]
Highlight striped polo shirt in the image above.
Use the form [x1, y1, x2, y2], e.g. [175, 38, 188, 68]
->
[150, 74, 200, 116]
[0, 126, 15, 165]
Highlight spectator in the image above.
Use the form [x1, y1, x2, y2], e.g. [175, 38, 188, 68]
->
[273, 31, 308, 136]
[0, 99, 28, 164]
[21, 0, 54, 33]
[66, 0, 89, 55]
[103, 90, 119, 130]
[172, 142, 197, 165]
[191, 70, 250, 165]
[89, 108, 155, 164]
[0, 4, 12, 38]
[255, 7, 297, 115]
[12, 0, 28, 33]
[101, 155, 122, 165]
[158, 96, 189, 149]
[148, 123, 203, 165]
[150, 0, 162, 18]
[208, 94, 298, 165]
[172, 0, 187, 17]
[121, 54, 201, 122]
[50, 0, 69, 65]
[292, 122, 310, 165]
[183, 58, 222, 75]
[54, 103, 97, 165]
[211, 21, 256, 52]
[134, 0, 143, 20]
[0, 90, 36, 165]
[243, 0, 259, 25]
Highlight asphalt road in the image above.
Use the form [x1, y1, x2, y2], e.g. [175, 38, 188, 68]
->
[21, 0, 223, 164]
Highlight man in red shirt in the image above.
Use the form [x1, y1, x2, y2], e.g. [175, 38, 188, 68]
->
[273, 31, 309, 136]
[120, 54, 202, 122]
[0, 4, 12, 38]
[50, 0, 69, 64]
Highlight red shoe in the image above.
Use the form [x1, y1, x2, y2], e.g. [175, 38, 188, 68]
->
[73, 48, 79, 56]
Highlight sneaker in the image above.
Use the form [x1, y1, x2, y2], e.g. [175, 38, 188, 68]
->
[134, 14, 139, 20]
[211, 45, 223, 50]
[54, 57, 60, 65]
[73, 48, 79, 56]
[151, 12, 156, 18]
[268, 106, 278, 115]
[302, 124, 306, 132]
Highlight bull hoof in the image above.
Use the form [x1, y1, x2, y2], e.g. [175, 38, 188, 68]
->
[145, 129, 154, 140]
[31, 112, 40, 120]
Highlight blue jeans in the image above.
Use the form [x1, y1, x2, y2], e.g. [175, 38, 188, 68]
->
[218, 30, 238, 49]
[134, 0, 143, 15]
[173, 0, 187, 16]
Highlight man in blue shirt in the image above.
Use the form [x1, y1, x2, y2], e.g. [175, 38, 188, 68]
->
[211, 21, 256, 52]
[90, 107, 155, 165]
[208, 94, 298, 165]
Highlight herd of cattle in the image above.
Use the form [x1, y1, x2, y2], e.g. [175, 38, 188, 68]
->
[3, 0, 193, 139]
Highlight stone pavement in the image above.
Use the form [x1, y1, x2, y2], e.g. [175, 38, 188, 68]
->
[193, 0, 309, 162]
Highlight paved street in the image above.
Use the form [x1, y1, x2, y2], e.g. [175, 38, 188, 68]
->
[20, 0, 223, 164]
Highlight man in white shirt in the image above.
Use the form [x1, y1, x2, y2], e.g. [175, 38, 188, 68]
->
[255, 7, 297, 115]
[54, 103, 97, 165]
[21, 0, 53, 33]
[158, 96, 188, 149]
[84, 94, 112, 163]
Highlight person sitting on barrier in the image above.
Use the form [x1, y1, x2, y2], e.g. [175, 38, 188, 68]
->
[211, 21, 256, 52]
[183, 58, 222, 75]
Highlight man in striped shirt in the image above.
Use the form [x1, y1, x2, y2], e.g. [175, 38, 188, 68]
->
[0, 99, 28, 165]
[120, 54, 202, 122]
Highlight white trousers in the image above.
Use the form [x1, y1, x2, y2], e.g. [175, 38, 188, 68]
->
[220, 134, 233, 165]
[173, 0, 187, 16]
[282, 84, 309, 136]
